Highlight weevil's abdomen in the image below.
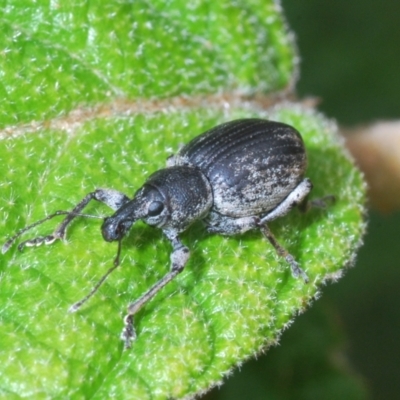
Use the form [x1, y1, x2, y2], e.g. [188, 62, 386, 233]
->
[178, 119, 307, 217]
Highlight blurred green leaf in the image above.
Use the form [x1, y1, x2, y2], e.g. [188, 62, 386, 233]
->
[0, 1, 366, 399]
[205, 300, 370, 400]
[0, 0, 295, 127]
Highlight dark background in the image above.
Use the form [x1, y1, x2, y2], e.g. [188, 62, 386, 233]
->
[206, 1, 400, 398]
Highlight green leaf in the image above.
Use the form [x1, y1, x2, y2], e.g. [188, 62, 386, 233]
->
[0, 1, 365, 399]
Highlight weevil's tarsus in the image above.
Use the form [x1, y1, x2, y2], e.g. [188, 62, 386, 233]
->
[2, 210, 103, 254]
[2, 210, 68, 254]
[121, 315, 136, 349]
[309, 194, 336, 210]
[18, 234, 57, 252]
[2, 189, 130, 254]
[285, 254, 309, 283]
[121, 234, 189, 348]
[299, 194, 336, 213]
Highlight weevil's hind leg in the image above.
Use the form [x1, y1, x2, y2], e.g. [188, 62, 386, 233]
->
[121, 233, 190, 349]
[256, 179, 313, 283]
[259, 178, 313, 224]
[257, 180, 335, 283]
[298, 194, 336, 213]
[17, 189, 130, 251]
[258, 223, 309, 283]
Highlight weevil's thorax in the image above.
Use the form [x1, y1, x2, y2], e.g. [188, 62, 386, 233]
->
[140, 165, 213, 233]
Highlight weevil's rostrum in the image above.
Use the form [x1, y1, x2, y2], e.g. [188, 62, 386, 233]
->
[3, 118, 330, 349]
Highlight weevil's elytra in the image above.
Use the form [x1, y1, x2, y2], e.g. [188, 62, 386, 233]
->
[3, 118, 331, 349]
[176, 119, 307, 217]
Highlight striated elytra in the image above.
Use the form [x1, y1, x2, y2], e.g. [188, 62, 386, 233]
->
[3, 118, 329, 349]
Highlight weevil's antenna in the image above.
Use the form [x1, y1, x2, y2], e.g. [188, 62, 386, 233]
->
[68, 238, 123, 313]
[113, 237, 123, 267]
[2, 211, 103, 254]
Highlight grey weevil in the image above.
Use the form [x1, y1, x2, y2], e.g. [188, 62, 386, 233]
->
[2, 118, 332, 348]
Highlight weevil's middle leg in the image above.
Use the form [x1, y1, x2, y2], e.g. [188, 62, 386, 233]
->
[121, 234, 190, 349]
[258, 223, 309, 283]
[16, 189, 130, 251]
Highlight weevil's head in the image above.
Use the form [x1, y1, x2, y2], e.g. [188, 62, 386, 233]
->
[101, 184, 168, 242]
[102, 166, 213, 242]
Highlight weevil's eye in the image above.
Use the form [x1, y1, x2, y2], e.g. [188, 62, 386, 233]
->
[148, 201, 164, 216]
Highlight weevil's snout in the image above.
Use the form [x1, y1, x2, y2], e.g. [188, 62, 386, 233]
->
[101, 217, 134, 242]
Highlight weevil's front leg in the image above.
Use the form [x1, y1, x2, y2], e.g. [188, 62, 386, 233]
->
[14, 189, 130, 252]
[53, 189, 130, 237]
[121, 233, 190, 349]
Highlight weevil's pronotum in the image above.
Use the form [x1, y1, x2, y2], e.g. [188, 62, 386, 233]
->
[3, 119, 333, 348]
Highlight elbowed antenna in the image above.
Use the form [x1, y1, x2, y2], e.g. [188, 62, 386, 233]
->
[69, 196, 155, 313]
[68, 237, 124, 313]
[68, 192, 165, 313]
[2, 211, 103, 254]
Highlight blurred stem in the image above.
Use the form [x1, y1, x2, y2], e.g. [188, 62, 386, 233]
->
[342, 121, 400, 212]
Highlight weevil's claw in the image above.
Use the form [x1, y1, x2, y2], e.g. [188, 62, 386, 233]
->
[286, 254, 309, 283]
[2, 240, 13, 254]
[68, 302, 81, 313]
[17, 234, 58, 252]
[121, 314, 137, 349]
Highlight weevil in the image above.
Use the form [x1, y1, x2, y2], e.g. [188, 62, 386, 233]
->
[2, 119, 333, 348]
